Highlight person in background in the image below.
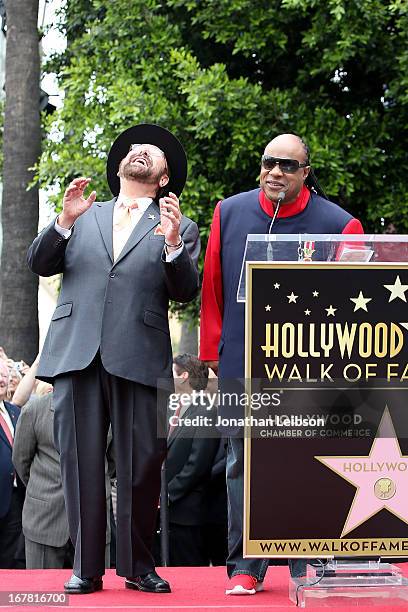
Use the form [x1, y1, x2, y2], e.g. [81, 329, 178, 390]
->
[0, 359, 25, 568]
[166, 354, 219, 566]
[6, 367, 22, 402]
[12, 361, 68, 568]
[13, 391, 73, 569]
[13, 372, 113, 569]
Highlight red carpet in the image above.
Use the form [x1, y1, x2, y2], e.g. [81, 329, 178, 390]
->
[0, 566, 407, 611]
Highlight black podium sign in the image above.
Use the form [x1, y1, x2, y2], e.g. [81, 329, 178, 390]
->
[244, 263, 408, 558]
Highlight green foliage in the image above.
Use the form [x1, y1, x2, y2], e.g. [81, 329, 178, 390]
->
[38, 0, 408, 318]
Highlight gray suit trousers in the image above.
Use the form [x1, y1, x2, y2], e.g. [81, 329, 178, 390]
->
[25, 538, 71, 569]
[53, 353, 167, 578]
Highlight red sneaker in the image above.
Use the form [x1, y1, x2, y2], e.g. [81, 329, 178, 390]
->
[225, 574, 264, 595]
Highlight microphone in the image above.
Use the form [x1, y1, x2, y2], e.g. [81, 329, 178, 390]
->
[267, 190, 286, 261]
[269, 191, 286, 233]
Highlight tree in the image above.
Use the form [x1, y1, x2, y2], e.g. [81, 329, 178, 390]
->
[0, 0, 40, 363]
[38, 0, 408, 323]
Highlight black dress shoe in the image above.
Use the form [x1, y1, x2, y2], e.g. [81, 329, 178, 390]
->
[125, 571, 171, 593]
[64, 574, 103, 594]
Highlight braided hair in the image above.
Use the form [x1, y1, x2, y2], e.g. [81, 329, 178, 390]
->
[297, 136, 328, 200]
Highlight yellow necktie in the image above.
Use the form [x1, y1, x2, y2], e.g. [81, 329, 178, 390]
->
[113, 200, 139, 260]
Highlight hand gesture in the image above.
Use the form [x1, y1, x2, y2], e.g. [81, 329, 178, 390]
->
[20, 361, 30, 376]
[205, 361, 219, 375]
[159, 192, 182, 246]
[58, 177, 96, 229]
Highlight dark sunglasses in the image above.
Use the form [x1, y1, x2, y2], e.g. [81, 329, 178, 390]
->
[261, 155, 309, 174]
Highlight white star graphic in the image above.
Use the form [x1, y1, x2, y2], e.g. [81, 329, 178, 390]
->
[287, 292, 298, 303]
[305, 309, 311, 316]
[326, 305, 337, 317]
[350, 291, 372, 312]
[274, 283, 280, 289]
[312, 291, 319, 297]
[384, 276, 408, 302]
[265, 305, 271, 311]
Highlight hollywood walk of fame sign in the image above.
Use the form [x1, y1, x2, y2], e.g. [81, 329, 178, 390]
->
[244, 262, 408, 558]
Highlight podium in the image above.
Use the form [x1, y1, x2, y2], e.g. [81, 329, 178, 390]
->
[240, 234, 408, 606]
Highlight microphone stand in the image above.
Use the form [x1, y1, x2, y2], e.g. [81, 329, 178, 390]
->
[267, 191, 285, 261]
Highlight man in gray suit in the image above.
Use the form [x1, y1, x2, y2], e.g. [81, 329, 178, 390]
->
[12, 392, 72, 568]
[27, 124, 200, 594]
[12, 392, 112, 569]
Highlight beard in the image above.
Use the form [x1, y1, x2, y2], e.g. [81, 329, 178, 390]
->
[118, 158, 164, 186]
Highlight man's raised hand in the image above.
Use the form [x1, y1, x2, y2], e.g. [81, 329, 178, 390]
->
[159, 191, 182, 246]
[58, 177, 97, 229]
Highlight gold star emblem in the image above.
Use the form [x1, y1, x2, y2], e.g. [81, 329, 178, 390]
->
[326, 305, 337, 317]
[384, 276, 408, 302]
[287, 292, 298, 304]
[350, 291, 372, 312]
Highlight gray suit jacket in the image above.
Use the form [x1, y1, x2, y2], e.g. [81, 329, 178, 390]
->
[12, 394, 69, 547]
[27, 198, 200, 385]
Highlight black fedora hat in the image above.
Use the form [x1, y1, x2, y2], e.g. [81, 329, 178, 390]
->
[106, 123, 187, 197]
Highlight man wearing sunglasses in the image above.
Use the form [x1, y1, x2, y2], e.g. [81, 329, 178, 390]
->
[27, 124, 200, 595]
[199, 133, 363, 595]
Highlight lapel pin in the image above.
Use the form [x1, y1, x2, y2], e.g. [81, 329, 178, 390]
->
[148, 214, 156, 220]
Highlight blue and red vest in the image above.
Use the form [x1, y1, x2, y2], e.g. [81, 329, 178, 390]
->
[218, 188, 356, 378]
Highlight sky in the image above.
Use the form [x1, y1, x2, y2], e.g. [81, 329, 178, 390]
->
[39, 0, 66, 108]
[37, 1, 67, 227]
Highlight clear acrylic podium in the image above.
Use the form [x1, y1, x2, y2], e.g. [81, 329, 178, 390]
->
[240, 234, 408, 607]
[238, 233, 408, 302]
[289, 560, 408, 607]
